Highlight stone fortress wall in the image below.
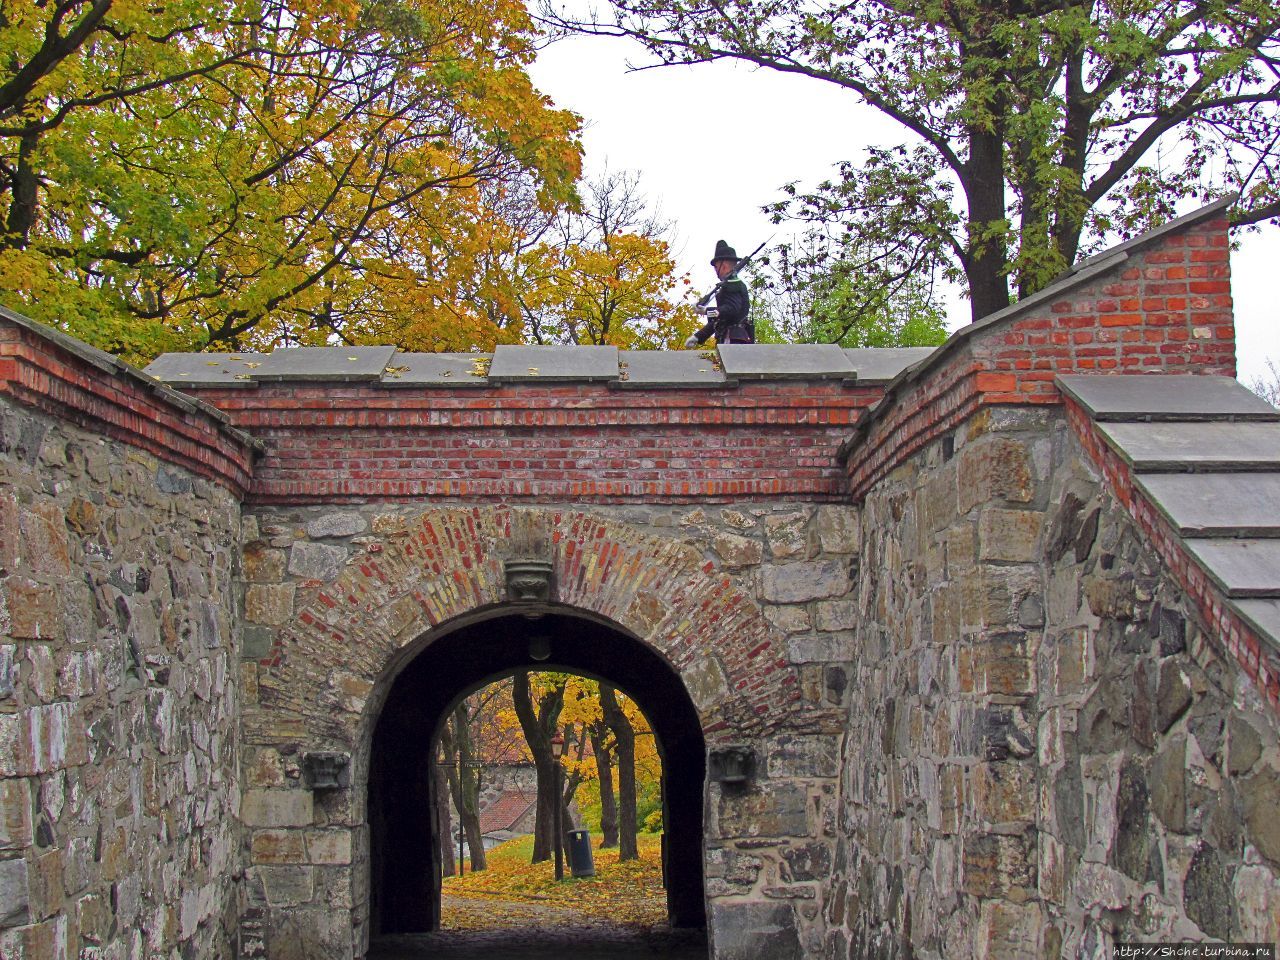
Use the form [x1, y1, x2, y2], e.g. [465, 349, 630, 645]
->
[0, 318, 255, 957]
[0, 198, 1277, 959]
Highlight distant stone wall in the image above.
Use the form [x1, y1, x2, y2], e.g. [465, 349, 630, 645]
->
[827, 405, 1280, 958]
[0, 396, 244, 958]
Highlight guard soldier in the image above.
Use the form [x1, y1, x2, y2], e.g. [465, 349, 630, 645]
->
[684, 240, 753, 348]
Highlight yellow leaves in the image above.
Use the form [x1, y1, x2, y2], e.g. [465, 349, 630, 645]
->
[442, 834, 668, 930]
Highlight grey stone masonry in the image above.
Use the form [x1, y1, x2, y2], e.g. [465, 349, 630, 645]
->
[823, 403, 1280, 959]
[0, 397, 243, 959]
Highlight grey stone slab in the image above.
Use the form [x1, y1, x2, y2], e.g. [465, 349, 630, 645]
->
[614, 350, 727, 387]
[1099, 421, 1280, 471]
[378, 352, 492, 387]
[843, 347, 936, 384]
[1184, 540, 1280, 598]
[142, 353, 266, 387]
[1137, 473, 1280, 537]
[253, 346, 397, 381]
[1057, 375, 1280, 421]
[488, 345, 619, 381]
[718, 344, 856, 380]
[1233, 599, 1280, 654]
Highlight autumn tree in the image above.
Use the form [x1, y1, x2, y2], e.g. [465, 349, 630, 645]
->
[439, 702, 488, 872]
[0, 0, 581, 364]
[511, 671, 569, 864]
[599, 683, 639, 861]
[517, 169, 698, 348]
[545, 0, 1280, 322]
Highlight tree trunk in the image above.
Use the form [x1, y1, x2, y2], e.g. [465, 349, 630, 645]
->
[590, 723, 619, 848]
[442, 706, 487, 872]
[512, 671, 566, 864]
[962, 123, 1012, 323]
[434, 764, 455, 878]
[600, 683, 638, 861]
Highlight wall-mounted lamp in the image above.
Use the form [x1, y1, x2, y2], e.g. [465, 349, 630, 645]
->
[529, 634, 551, 662]
[708, 745, 755, 786]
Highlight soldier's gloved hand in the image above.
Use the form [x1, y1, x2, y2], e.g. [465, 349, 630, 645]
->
[683, 335, 699, 349]
[695, 302, 708, 315]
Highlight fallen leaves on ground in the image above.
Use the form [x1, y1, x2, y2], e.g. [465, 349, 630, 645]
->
[441, 834, 666, 930]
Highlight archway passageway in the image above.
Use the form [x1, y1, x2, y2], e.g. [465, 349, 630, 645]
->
[367, 610, 708, 947]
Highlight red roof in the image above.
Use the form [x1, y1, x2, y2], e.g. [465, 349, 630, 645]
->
[479, 790, 536, 834]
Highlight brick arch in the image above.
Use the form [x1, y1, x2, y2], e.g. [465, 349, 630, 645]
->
[252, 505, 804, 753]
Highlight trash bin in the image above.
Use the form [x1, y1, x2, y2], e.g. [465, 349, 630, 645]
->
[567, 829, 595, 878]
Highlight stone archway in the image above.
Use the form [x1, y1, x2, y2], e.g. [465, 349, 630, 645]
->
[367, 609, 707, 935]
[239, 506, 835, 959]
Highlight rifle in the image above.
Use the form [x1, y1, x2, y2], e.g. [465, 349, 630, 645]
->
[695, 236, 771, 308]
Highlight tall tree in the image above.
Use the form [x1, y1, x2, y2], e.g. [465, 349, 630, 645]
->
[511, 670, 568, 864]
[439, 704, 487, 872]
[0, 0, 581, 363]
[517, 169, 698, 347]
[599, 682, 638, 861]
[588, 720, 619, 848]
[546, 0, 1280, 321]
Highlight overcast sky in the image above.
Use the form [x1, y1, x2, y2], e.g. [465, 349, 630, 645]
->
[528, 33, 1278, 386]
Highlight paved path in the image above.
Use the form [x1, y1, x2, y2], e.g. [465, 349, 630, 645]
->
[368, 895, 708, 959]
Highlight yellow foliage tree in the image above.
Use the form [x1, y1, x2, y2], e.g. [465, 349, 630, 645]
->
[0, 0, 582, 364]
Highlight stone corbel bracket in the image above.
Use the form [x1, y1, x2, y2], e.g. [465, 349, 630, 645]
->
[504, 558, 556, 611]
[302, 751, 351, 791]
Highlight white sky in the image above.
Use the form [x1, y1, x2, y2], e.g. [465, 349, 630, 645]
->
[528, 33, 1279, 386]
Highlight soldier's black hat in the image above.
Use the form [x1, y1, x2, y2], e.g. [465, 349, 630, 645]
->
[710, 240, 739, 264]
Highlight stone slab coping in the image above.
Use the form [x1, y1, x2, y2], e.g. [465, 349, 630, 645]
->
[614, 350, 727, 387]
[250, 345, 398, 381]
[1233, 599, 1280, 656]
[1184, 540, 1280, 598]
[143, 352, 266, 387]
[843, 347, 935, 384]
[1137, 472, 1280, 537]
[379, 352, 493, 387]
[1098, 421, 1280, 471]
[718, 343, 856, 380]
[1057, 374, 1279, 422]
[487, 344, 620, 381]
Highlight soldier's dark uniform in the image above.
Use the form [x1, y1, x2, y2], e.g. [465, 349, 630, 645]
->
[689, 240, 754, 346]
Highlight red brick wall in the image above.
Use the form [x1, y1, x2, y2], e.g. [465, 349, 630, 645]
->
[843, 214, 1234, 501]
[0, 320, 257, 497]
[188, 382, 882, 504]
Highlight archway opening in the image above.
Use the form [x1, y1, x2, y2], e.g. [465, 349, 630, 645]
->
[367, 609, 707, 938]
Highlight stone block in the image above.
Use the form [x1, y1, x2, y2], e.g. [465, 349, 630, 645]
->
[716, 782, 811, 839]
[255, 865, 315, 907]
[287, 542, 347, 582]
[766, 512, 811, 560]
[815, 506, 860, 554]
[241, 790, 314, 828]
[961, 831, 1036, 898]
[244, 584, 295, 626]
[3, 579, 61, 640]
[760, 560, 852, 604]
[762, 605, 812, 635]
[252, 830, 307, 864]
[0, 703, 88, 776]
[305, 512, 367, 539]
[971, 762, 1035, 826]
[713, 532, 762, 569]
[0, 779, 32, 850]
[242, 544, 287, 583]
[958, 438, 1034, 515]
[786, 634, 853, 664]
[978, 900, 1043, 956]
[305, 830, 353, 865]
[0, 856, 30, 926]
[815, 601, 858, 631]
[978, 508, 1043, 563]
[710, 900, 802, 960]
[766, 735, 839, 779]
[959, 634, 1033, 697]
